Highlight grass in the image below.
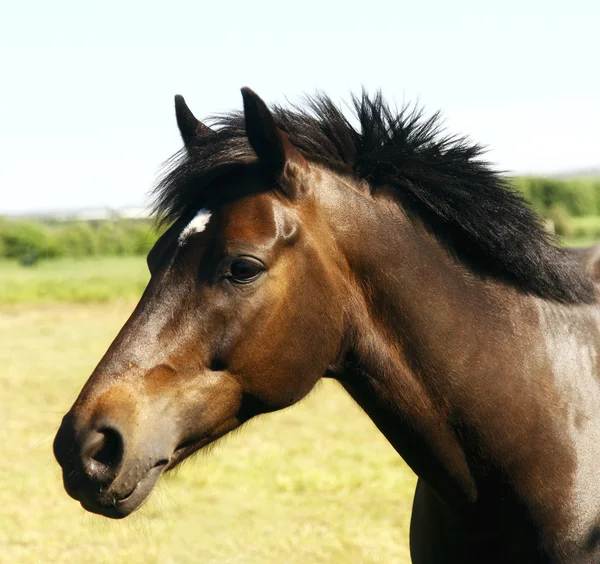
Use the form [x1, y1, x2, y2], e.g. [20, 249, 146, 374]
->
[0, 302, 416, 563]
[0, 257, 150, 304]
[570, 216, 600, 231]
[566, 215, 600, 245]
[562, 236, 600, 248]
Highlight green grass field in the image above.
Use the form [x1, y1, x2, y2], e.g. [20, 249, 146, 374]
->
[0, 257, 150, 304]
[0, 302, 416, 563]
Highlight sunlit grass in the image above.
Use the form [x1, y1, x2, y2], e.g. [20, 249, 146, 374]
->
[0, 257, 150, 304]
[0, 303, 416, 563]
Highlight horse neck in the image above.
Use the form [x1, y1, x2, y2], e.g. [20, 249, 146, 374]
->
[317, 172, 578, 510]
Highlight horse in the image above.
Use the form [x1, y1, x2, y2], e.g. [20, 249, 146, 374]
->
[53, 88, 600, 563]
[569, 244, 600, 283]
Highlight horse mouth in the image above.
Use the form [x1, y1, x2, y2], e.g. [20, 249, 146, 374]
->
[165, 437, 207, 471]
[76, 440, 204, 518]
[63, 437, 208, 519]
[77, 462, 167, 519]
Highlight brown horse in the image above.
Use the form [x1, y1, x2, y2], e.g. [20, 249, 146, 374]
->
[570, 244, 600, 283]
[54, 88, 600, 563]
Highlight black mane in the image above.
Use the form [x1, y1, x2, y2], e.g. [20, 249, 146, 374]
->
[153, 92, 595, 304]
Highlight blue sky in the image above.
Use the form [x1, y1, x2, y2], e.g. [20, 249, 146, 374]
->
[1, 0, 598, 213]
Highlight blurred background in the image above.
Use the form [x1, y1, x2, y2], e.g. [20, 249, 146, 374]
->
[1, 1, 598, 562]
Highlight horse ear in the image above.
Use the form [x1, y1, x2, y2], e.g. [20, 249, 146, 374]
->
[174, 95, 213, 145]
[241, 87, 308, 198]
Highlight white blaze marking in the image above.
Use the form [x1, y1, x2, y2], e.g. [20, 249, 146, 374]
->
[178, 209, 212, 244]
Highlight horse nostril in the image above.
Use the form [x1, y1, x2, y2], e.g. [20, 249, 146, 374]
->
[81, 426, 124, 483]
[92, 427, 123, 467]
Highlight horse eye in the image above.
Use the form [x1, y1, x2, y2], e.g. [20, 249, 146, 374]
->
[229, 257, 264, 283]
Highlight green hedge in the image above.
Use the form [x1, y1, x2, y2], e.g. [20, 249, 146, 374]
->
[0, 219, 162, 264]
[2, 177, 600, 264]
[511, 177, 600, 239]
[512, 177, 600, 217]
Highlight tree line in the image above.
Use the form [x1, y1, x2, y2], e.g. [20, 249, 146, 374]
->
[0, 218, 162, 264]
[512, 177, 600, 238]
[1, 177, 600, 264]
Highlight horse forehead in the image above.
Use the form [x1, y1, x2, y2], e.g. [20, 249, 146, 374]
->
[179, 209, 212, 243]
[221, 193, 282, 242]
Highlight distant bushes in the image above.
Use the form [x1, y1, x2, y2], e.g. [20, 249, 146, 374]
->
[1, 221, 62, 261]
[2, 177, 600, 265]
[545, 205, 574, 237]
[514, 177, 600, 216]
[0, 219, 162, 265]
[512, 177, 600, 239]
[512, 177, 600, 238]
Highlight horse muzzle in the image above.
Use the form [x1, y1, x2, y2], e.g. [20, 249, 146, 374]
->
[53, 411, 173, 519]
